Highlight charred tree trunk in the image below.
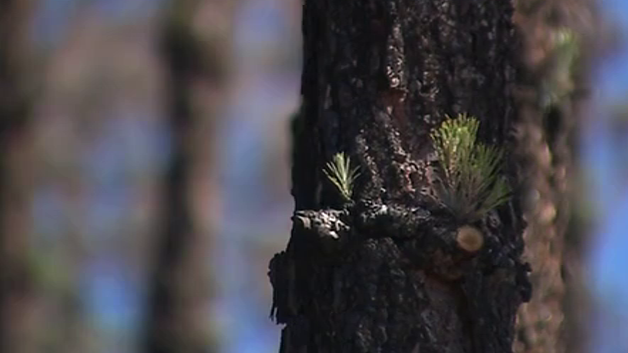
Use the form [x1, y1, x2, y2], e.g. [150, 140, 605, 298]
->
[143, 1, 232, 352]
[0, 1, 37, 353]
[270, 1, 532, 352]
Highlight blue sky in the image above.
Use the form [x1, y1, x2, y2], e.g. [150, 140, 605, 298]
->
[584, 1, 628, 352]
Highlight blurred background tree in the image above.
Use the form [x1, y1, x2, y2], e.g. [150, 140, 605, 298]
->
[0, 1, 38, 353]
[143, 0, 234, 352]
[513, 0, 600, 352]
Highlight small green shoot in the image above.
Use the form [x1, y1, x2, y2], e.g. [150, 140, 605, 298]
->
[323, 152, 360, 202]
[431, 114, 511, 221]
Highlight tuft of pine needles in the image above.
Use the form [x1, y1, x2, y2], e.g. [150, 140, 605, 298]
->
[431, 114, 511, 221]
[323, 152, 360, 202]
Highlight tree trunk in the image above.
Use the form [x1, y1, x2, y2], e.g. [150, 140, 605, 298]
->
[512, 1, 598, 352]
[143, 1, 232, 352]
[0, 1, 37, 353]
[270, 1, 532, 352]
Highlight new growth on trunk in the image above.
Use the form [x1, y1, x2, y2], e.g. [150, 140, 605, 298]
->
[269, 0, 532, 352]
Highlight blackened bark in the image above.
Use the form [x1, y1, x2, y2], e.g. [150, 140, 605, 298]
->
[270, 1, 531, 352]
[143, 1, 231, 352]
[0, 1, 37, 353]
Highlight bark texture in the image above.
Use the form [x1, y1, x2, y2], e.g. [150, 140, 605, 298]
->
[0, 1, 37, 353]
[270, 1, 532, 352]
[143, 1, 232, 352]
[512, 1, 598, 352]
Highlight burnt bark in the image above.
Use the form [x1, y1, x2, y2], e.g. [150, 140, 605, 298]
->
[143, 1, 232, 352]
[270, 1, 532, 352]
[0, 1, 37, 353]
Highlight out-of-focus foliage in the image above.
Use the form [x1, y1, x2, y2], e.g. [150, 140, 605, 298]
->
[540, 28, 581, 110]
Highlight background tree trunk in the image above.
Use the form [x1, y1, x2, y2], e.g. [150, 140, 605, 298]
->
[0, 1, 38, 353]
[512, 1, 599, 352]
[143, 1, 233, 352]
[270, 1, 532, 352]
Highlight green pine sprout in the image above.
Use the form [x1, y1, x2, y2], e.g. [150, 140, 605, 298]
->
[431, 114, 511, 221]
[323, 152, 360, 202]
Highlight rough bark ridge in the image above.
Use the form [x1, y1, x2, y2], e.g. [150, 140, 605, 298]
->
[143, 1, 232, 352]
[0, 1, 37, 353]
[270, 1, 531, 352]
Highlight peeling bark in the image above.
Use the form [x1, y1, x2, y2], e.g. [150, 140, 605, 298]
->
[270, 1, 532, 352]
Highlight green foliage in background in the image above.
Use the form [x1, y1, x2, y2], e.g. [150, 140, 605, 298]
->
[431, 114, 511, 221]
[541, 27, 580, 110]
[324, 152, 360, 202]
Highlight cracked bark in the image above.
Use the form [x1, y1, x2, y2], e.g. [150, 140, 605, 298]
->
[270, 1, 533, 352]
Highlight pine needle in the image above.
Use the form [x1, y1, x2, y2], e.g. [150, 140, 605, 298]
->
[431, 114, 511, 220]
[323, 152, 360, 202]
